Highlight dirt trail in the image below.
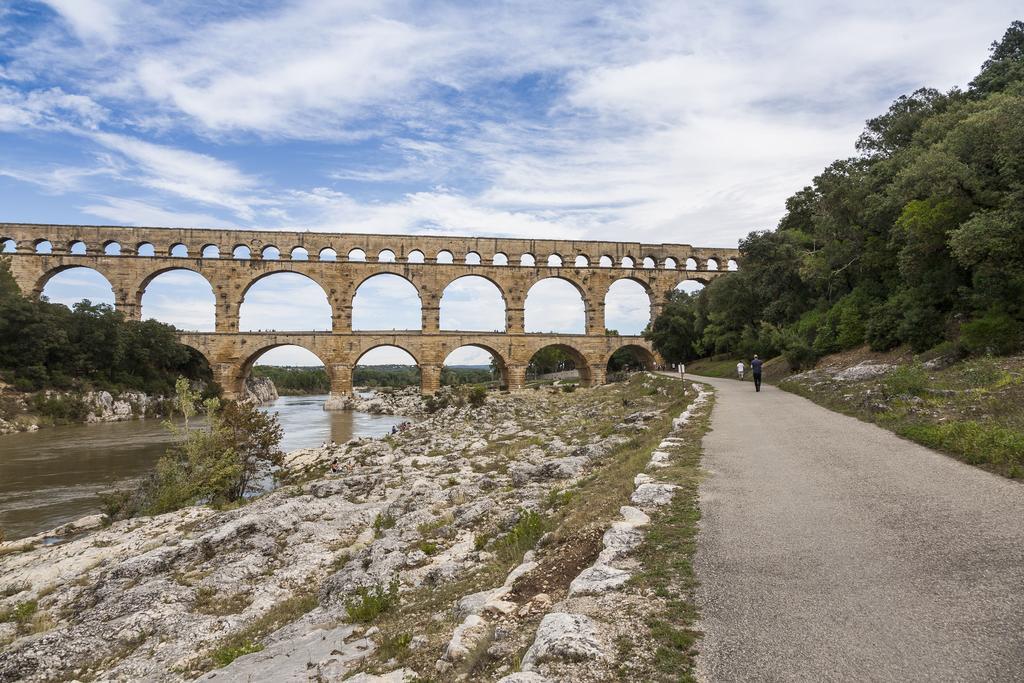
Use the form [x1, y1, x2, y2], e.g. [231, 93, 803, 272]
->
[687, 374, 1024, 682]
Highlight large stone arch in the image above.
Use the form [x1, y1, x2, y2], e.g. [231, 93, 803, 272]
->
[439, 341, 510, 388]
[523, 341, 595, 387]
[136, 266, 217, 330]
[34, 263, 118, 303]
[351, 272, 423, 332]
[231, 342, 335, 400]
[240, 270, 333, 332]
[605, 343, 658, 371]
[603, 276, 654, 335]
[439, 275, 507, 332]
[524, 276, 588, 334]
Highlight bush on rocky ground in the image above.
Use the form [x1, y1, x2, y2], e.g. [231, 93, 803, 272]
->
[99, 378, 283, 521]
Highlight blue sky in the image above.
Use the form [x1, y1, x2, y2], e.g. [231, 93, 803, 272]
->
[2, 1, 1019, 365]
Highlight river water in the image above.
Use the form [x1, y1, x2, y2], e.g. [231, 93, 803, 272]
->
[0, 395, 406, 541]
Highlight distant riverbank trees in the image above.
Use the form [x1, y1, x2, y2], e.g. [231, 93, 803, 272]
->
[647, 22, 1024, 368]
[251, 364, 498, 393]
[0, 261, 212, 395]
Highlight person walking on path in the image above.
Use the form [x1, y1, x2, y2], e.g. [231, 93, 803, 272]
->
[678, 362, 685, 380]
[736, 361, 745, 381]
[751, 355, 763, 392]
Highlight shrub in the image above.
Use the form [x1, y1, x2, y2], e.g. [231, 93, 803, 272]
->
[865, 298, 902, 352]
[373, 512, 396, 532]
[473, 533, 490, 551]
[467, 386, 487, 407]
[417, 540, 439, 555]
[884, 362, 929, 397]
[345, 578, 400, 623]
[495, 509, 545, 561]
[561, 384, 576, 393]
[959, 308, 1023, 356]
[9, 600, 37, 629]
[378, 631, 413, 661]
[30, 394, 89, 423]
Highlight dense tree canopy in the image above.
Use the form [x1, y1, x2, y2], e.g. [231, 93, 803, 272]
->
[0, 261, 211, 393]
[647, 22, 1024, 367]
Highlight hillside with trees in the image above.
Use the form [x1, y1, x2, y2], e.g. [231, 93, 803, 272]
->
[647, 21, 1024, 368]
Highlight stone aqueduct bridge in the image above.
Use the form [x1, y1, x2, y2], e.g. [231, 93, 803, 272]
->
[1, 223, 739, 398]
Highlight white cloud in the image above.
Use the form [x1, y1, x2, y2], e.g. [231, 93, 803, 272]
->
[41, 0, 125, 45]
[79, 197, 236, 228]
[0, 86, 106, 132]
[90, 133, 267, 219]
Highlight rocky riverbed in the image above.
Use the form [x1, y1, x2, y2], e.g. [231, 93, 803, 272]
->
[0, 374, 709, 682]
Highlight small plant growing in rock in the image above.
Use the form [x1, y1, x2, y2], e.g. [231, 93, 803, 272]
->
[377, 631, 413, 662]
[211, 639, 263, 667]
[495, 510, 545, 562]
[473, 533, 491, 551]
[418, 540, 439, 556]
[345, 578, 400, 623]
[2, 599, 39, 631]
[373, 512, 396, 532]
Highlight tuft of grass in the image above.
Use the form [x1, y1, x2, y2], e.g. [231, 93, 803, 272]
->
[345, 578, 400, 623]
[493, 509, 545, 562]
[377, 631, 413, 662]
[194, 586, 252, 616]
[418, 541, 439, 556]
[211, 640, 263, 667]
[884, 362, 929, 397]
[373, 512, 396, 532]
[896, 420, 1024, 477]
[0, 600, 39, 631]
[201, 592, 317, 674]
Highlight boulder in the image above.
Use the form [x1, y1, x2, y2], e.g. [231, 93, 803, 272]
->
[521, 613, 607, 670]
[568, 564, 631, 596]
[631, 482, 678, 508]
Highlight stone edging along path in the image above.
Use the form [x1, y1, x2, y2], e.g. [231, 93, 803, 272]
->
[494, 384, 711, 682]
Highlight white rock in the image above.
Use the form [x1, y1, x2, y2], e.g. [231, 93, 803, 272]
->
[568, 564, 631, 596]
[597, 522, 645, 563]
[619, 506, 650, 526]
[633, 473, 654, 486]
[346, 669, 418, 682]
[521, 613, 607, 670]
[498, 673, 552, 682]
[631, 482, 678, 508]
[443, 614, 487, 662]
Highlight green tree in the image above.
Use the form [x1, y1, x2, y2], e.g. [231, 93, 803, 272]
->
[643, 291, 699, 364]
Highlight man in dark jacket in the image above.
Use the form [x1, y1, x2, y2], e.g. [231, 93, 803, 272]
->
[751, 355, 763, 392]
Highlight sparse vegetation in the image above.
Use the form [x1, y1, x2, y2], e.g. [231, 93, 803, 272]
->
[345, 578, 400, 623]
[781, 351, 1024, 478]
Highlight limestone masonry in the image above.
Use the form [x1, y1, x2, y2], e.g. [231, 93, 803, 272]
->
[0, 223, 738, 397]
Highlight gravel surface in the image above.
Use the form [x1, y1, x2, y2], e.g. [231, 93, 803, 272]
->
[690, 375, 1024, 682]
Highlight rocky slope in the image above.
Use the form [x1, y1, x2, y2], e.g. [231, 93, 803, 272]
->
[0, 375, 707, 682]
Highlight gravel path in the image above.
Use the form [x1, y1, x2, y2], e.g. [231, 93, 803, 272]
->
[688, 375, 1024, 682]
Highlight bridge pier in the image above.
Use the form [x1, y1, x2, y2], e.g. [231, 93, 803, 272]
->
[507, 364, 527, 390]
[420, 364, 442, 394]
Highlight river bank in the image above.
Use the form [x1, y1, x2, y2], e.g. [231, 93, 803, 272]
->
[0, 393, 407, 542]
[0, 374, 712, 682]
[0, 377, 279, 436]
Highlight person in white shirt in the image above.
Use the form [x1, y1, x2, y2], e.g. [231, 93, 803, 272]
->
[736, 361, 745, 381]
[678, 362, 685, 379]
